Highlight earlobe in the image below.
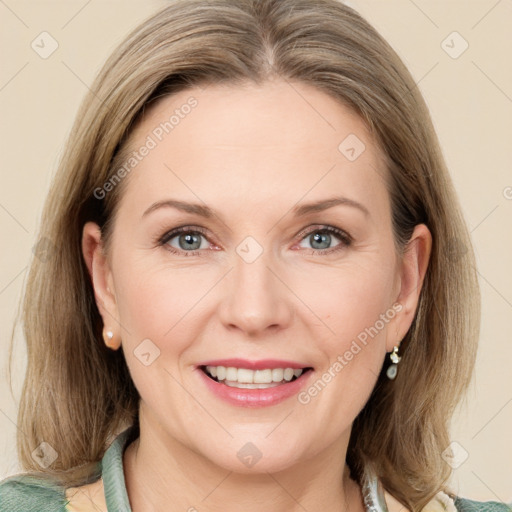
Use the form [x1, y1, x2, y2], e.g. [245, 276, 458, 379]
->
[102, 327, 122, 351]
[387, 223, 432, 352]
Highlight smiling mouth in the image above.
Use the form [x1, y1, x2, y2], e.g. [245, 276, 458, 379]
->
[200, 365, 314, 389]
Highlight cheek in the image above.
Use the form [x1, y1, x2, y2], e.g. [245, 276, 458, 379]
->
[293, 268, 395, 419]
[115, 258, 204, 328]
[112, 261, 201, 348]
[299, 260, 396, 337]
[111, 265, 200, 404]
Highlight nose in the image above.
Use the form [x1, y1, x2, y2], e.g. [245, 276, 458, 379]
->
[217, 249, 294, 336]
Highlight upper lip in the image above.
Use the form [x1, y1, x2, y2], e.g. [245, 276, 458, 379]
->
[197, 358, 313, 370]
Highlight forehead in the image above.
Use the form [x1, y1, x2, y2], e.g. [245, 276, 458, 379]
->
[115, 79, 389, 220]
[137, 79, 376, 153]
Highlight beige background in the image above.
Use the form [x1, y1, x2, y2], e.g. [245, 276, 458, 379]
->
[1, 0, 511, 503]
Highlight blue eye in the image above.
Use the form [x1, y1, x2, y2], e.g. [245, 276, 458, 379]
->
[159, 227, 209, 255]
[297, 226, 352, 253]
[157, 225, 352, 257]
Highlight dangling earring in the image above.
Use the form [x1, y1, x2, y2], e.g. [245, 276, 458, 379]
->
[386, 345, 401, 380]
[103, 327, 116, 349]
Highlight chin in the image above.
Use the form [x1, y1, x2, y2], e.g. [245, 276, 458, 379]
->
[195, 438, 306, 475]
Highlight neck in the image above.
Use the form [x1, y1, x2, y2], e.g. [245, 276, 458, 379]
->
[123, 409, 365, 512]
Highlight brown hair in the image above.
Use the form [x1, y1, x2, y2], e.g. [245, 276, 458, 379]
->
[10, 1, 480, 509]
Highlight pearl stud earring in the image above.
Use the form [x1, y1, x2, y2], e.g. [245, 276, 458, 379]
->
[102, 328, 115, 349]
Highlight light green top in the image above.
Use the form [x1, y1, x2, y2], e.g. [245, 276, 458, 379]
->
[0, 427, 510, 512]
[0, 427, 133, 511]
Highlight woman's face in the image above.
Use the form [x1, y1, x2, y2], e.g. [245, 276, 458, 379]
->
[84, 79, 430, 473]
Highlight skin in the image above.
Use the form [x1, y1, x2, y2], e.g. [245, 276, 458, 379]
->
[82, 78, 431, 512]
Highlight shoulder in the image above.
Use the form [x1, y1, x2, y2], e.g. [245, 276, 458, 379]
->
[453, 496, 512, 512]
[384, 488, 511, 512]
[0, 473, 107, 512]
[0, 426, 134, 512]
[0, 473, 68, 512]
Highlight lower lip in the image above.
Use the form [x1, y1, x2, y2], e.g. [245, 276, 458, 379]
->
[196, 368, 314, 408]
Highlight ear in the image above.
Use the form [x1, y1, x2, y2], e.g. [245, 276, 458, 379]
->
[82, 221, 122, 350]
[386, 223, 432, 352]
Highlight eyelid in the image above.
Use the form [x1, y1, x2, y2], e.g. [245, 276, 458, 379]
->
[158, 225, 212, 246]
[157, 223, 352, 256]
[294, 224, 352, 246]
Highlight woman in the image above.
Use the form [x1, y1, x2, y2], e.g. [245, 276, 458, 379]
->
[0, 0, 509, 511]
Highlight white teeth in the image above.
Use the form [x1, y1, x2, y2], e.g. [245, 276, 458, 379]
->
[271, 368, 284, 382]
[254, 369, 272, 383]
[225, 367, 237, 381]
[283, 368, 294, 381]
[223, 381, 282, 389]
[237, 368, 255, 383]
[204, 365, 306, 385]
[216, 366, 226, 380]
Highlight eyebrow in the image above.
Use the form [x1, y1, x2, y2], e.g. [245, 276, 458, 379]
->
[142, 196, 370, 219]
[292, 197, 370, 218]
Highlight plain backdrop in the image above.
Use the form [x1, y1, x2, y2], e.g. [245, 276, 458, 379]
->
[1, 0, 511, 503]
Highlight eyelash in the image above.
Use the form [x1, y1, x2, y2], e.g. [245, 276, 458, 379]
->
[157, 225, 352, 257]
